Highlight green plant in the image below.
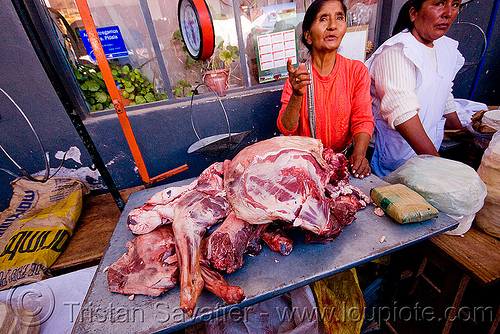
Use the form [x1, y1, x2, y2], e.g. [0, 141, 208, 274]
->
[172, 79, 194, 98]
[73, 62, 166, 111]
[171, 31, 239, 72]
[73, 64, 112, 111]
[112, 64, 164, 105]
[204, 36, 239, 71]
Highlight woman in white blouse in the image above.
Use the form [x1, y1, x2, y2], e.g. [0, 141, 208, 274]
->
[365, 0, 465, 177]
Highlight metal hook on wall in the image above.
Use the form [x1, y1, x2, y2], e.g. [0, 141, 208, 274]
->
[0, 87, 67, 182]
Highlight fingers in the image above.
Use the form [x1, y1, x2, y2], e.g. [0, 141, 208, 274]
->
[354, 164, 371, 179]
[287, 60, 310, 95]
[294, 66, 310, 85]
[294, 73, 311, 87]
[287, 59, 309, 78]
[286, 58, 294, 73]
[296, 62, 308, 75]
[349, 155, 371, 179]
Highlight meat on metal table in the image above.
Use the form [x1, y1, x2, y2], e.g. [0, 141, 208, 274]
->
[71, 174, 458, 334]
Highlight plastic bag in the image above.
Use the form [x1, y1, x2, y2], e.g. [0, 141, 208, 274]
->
[312, 268, 365, 334]
[475, 131, 500, 238]
[383, 155, 487, 216]
[0, 300, 39, 333]
[205, 285, 319, 334]
[454, 98, 488, 126]
[0, 177, 88, 290]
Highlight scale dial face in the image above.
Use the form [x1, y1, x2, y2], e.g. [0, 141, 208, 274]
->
[178, 0, 214, 60]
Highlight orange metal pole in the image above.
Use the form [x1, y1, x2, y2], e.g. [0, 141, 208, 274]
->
[147, 163, 189, 187]
[75, 0, 151, 183]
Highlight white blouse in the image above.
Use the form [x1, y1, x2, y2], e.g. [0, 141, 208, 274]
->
[369, 44, 456, 129]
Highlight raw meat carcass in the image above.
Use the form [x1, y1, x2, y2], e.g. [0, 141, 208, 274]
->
[127, 163, 226, 235]
[126, 185, 190, 235]
[203, 211, 268, 273]
[301, 182, 372, 243]
[125, 162, 231, 316]
[107, 225, 178, 296]
[262, 228, 293, 255]
[224, 136, 363, 240]
[108, 226, 245, 305]
[200, 259, 245, 304]
[119, 136, 369, 317]
[173, 189, 229, 316]
[224, 136, 332, 224]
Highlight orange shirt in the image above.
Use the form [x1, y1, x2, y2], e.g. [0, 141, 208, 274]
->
[278, 54, 374, 152]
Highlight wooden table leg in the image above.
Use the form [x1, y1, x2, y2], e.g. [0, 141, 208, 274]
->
[489, 305, 500, 334]
[442, 274, 471, 334]
[409, 257, 427, 295]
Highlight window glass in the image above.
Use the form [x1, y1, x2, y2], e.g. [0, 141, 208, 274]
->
[44, 0, 380, 109]
[238, 0, 379, 85]
[151, 0, 243, 98]
[45, 0, 168, 111]
[238, 0, 307, 86]
[347, 0, 379, 56]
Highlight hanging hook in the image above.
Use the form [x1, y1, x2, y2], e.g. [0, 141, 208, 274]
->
[0, 87, 66, 182]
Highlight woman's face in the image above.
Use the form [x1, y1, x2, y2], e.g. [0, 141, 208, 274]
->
[304, 1, 347, 54]
[410, 0, 461, 46]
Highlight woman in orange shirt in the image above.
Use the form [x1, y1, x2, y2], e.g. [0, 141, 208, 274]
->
[278, 0, 374, 178]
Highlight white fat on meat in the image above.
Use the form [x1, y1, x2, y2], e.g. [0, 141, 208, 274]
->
[127, 163, 227, 235]
[146, 185, 193, 205]
[224, 136, 337, 236]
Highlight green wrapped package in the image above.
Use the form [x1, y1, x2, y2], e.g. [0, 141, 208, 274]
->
[370, 184, 439, 224]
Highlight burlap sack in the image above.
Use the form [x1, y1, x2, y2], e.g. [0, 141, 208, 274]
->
[0, 177, 88, 290]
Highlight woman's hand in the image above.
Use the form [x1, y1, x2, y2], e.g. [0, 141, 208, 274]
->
[443, 111, 465, 130]
[287, 58, 310, 96]
[349, 132, 372, 178]
[280, 59, 311, 131]
[349, 154, 371, 178]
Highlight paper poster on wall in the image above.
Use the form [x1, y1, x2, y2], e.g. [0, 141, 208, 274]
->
[254, 28, 298, 83]
[79, 26, 128, 62]
[252, 3, 298, 83]
[337, 25, 369, 62]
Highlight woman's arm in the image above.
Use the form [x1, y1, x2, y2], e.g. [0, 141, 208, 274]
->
[280, 92, 304, 132]
[370, 45, 420, 130]
[395, 115, 439, 156]
[443, 93, 464, 130]
[349, 132, 372, 178]
[443, 111, 464, 130]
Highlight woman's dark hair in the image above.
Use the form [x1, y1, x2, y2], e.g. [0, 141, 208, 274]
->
[392, 0, 427, 35]
[301, 0, 348, 52]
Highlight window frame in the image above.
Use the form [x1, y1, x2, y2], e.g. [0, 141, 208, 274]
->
[33, 0, 385, 118]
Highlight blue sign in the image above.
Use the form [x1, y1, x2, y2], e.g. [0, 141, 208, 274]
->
[79, 26, 128, 61]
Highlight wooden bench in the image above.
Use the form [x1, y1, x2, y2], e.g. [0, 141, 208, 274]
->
[412, 226, 500, 333]
[50, 185, 144, 274]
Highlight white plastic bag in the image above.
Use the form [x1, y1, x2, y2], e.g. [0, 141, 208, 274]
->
[383, 155, 487, 217]
[205, 285, 319, 334]
[454, 98, 488, 126]
[475, 131, 500, 238]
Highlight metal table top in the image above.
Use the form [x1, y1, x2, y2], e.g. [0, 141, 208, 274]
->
[71, 174, 457, 334]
